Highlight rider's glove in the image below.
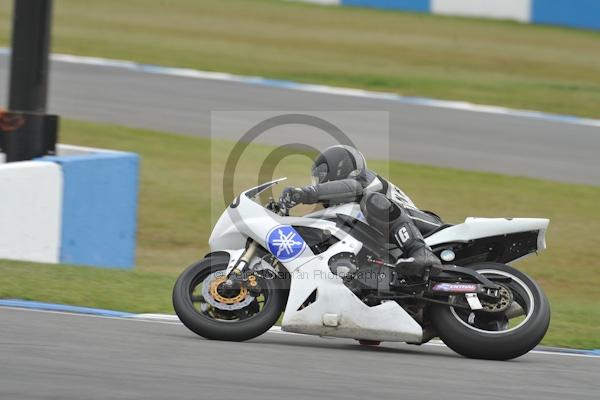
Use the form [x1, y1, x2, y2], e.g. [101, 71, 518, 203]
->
[281, 187, 306, 208]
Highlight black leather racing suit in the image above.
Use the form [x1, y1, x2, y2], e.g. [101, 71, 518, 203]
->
[294, 170, 443, 272]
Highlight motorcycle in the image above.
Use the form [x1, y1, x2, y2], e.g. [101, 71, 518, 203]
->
[173, 178, 551, 360]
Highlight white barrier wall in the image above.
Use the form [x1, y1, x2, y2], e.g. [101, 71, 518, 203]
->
[431, 0, 531, 22]
[298, 1, 600, 31]
[0, 144, 139, 268]
[0, 161, 63, 263]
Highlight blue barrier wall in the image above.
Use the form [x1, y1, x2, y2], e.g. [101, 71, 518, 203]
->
[328, 0, 600, 31]
[343, 0, 430, 12]
[43, 151, 139, 268]
[532, 0, 600, 30]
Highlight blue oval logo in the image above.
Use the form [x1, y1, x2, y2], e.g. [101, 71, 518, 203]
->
[266, 225, 307, 262]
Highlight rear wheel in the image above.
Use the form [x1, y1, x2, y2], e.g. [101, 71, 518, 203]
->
[430, 262, 550, 360]
[172, 254, 289, 341]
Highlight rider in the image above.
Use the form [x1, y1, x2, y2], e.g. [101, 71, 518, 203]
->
[281, 145, 442, 277]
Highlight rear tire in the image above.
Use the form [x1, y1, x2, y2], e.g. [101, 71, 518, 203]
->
[430, 262, 550, 360]
[173, 254, 289, 341]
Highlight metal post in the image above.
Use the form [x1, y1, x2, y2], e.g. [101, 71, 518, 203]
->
[0, 0, 58, 162]
[8, 0, 53, 113]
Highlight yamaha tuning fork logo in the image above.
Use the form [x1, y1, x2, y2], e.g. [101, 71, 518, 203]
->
[266, 225, 307, 262]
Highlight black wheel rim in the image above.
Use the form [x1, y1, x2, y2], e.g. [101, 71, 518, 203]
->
[449, 269, 535, 334]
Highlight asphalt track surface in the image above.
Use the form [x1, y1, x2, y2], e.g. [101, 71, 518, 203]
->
[1, 307, 599, 400]
[0, 54, 599, 185]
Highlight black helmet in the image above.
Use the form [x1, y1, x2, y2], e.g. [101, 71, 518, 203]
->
[311, 145, 367, 184]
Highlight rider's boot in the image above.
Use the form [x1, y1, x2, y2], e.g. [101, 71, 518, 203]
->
[395, 244, 441, 277]
[392, 221, 441, 277]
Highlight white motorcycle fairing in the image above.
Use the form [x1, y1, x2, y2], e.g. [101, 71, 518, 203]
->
[304, 203, 549, 255]
[208, 179, 548, 343]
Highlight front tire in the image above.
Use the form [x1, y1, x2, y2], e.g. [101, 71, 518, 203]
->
[430, 262, 550, 360]
[173, 254, 289, 341]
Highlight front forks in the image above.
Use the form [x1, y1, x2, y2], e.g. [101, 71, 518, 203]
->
[225, 240, 259, 278]
[219, 240, 263, 295]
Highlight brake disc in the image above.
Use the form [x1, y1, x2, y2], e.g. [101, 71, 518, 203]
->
[481, 283, 513, 313]
[202, 271, 256, 311]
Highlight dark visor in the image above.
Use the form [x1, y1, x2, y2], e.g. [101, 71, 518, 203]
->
[311, 163, 328, 185]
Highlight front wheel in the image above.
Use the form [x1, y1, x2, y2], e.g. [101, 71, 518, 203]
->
[172, 254, 289, 341]
[430, 262, 550, 360]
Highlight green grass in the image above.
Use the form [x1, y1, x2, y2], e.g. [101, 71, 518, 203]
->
[1, 0, 600, 117]
[0, 260, 174, 314]
[1, 119, 599, 349]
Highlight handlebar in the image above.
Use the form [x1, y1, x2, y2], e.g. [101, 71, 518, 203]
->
[266, 197, 290, 216]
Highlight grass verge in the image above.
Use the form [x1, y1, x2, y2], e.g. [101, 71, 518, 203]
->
[1, 119, 599, 349]
[0, 260, 174, 314]
[1, 0, 600, 117]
